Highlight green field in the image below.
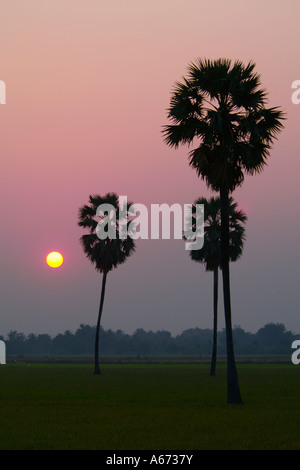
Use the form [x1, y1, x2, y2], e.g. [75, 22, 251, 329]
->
[0, 362, 299, 450]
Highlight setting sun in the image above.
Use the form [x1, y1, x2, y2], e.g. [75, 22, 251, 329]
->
[46, 251, 64, 268]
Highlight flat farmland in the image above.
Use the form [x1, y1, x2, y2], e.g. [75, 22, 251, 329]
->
[0, 363, 299, 450]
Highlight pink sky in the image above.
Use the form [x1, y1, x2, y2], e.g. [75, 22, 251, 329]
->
[0, 0, 299, 336]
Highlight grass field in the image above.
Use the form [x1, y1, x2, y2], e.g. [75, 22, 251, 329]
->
[0, 362, 299, 450]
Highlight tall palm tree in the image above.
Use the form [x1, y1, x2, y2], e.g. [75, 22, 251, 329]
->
[78, 193, 135, 374]
[189, 196, 247, 376]
[163, 58, 284, 403]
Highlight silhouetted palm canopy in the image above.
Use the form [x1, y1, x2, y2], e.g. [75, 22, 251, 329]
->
[78, 193, 136, 374]
[163, 58, 284, 404]
[190, 196, 247, 271]
[78, 193, 135, 274]
[163, 58, 284, 192]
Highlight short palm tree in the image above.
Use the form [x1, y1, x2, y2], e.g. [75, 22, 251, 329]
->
[189, 196, 247, 376]
[163, 58, 284, 403]
[78, 193, 135, 374]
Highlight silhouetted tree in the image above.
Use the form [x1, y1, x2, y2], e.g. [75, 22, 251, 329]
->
[2, 323, 297, 357]
[256, 323, 294, 353]
[78, 193, 136, 374]
[188, 196, 247, 375]
[163, 58, 284, 403]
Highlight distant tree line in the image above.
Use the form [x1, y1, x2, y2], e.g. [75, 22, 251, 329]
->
[0, 322, 298, 357]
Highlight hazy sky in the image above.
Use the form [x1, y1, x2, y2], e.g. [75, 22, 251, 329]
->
[0, 0, 299, 338]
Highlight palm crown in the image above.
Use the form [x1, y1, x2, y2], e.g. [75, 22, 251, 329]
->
[78, 193, 135, 274]
[190, 196, 247, 271]
[163, 58, 284, 192]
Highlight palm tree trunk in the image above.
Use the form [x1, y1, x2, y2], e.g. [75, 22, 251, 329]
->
[220, 186, 243, 404]
[210, 267, 218, 376]
[94, 271, 108, 375]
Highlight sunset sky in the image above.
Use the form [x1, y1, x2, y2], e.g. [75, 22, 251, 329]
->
[0, 0, 299, 338]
